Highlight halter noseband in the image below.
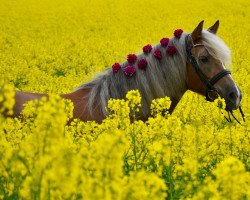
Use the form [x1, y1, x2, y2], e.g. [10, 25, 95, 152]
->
[185, 34, 231, 101]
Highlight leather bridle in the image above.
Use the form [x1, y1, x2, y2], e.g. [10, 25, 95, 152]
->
[185, 34, 231, 101]
[185, 34, 245, 123]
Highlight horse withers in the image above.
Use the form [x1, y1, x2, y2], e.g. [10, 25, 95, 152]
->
[4, 20, 243, 123]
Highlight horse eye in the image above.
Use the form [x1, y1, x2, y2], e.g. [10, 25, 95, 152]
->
[199, 56, 209, 64]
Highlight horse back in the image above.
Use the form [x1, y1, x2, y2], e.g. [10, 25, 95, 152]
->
[13, 91, 48, 117]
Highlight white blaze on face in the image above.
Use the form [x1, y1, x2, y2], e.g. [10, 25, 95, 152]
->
[235, 82, 241, 106]
[216, 64, 242, 108]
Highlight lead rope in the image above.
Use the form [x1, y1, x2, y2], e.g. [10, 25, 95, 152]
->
[224, 111, 231, 122]
[239, 106, 245, 122]
[224, 106, 245, 124]
[230, 110, 241, 124]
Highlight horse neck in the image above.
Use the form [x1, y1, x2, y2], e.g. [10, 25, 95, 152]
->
[133, 47, 188, 118]
[73, 36, 189, 121]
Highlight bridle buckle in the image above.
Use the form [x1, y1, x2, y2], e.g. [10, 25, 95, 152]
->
[206, 89, 219, 102]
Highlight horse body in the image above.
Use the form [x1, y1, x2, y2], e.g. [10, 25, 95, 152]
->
[13, 88, 180, 123]
[13, 91, 48, 117]
[13, 89, 103, 122]
[7, 21, 242, 123]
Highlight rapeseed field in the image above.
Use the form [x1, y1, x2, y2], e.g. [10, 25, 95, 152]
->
[0, 0, 249, 199]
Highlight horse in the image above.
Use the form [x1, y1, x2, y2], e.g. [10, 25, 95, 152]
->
[8, 20, 243, 123]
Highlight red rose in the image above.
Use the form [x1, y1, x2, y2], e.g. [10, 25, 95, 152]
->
[124, 65, 136, 77]
[166, 45, 177, 56]
[160, 38, 169, 47]
[153, 49, 162, 60]
[143, 44, 153, 54]
[174, 29, 183, 39]
[127, 54, 137, 64]
[138, 59, 148, 70]
[112, 62, 121, 73]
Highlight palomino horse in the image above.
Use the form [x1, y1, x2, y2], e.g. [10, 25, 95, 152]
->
[9, 21, 243, 123]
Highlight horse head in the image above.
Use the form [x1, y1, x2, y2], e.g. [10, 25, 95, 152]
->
[186, 20, 242, 111]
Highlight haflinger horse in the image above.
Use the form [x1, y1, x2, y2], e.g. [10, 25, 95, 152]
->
[9, 20, 245, 123]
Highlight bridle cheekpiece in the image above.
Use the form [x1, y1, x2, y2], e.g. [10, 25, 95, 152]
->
[185, 34, 231, 102]
[185, 34, 245, 123]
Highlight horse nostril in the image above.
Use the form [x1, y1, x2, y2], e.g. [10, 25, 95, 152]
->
[229, 91, 237, 100]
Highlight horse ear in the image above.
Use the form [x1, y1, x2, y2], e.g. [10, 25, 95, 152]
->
[191, 20, 204, 41]
[208, 20, 219, 34]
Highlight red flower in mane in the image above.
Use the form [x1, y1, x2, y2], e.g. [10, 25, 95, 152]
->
[112, 62, 121, 73]
[160, 38, 169, 47]
[166, 45, 177, 56]
[143, 44, 153, 54]
[153, 49, 162, 60]
[127, 54, 137, 64]
[138, 59, 148, 70]
[124, 65, 136, 77]
[174, 29, 183, 38]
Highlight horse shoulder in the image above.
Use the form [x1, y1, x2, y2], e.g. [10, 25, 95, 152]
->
[61, 88, 92, 121]
[61, 88, 105, 123]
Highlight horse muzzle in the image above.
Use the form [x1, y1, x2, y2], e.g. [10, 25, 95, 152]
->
[224, 86, 242, 111]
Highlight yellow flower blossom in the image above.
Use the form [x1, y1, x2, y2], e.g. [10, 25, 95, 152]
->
[214, 96, 226, 110]
[0, 0, 250, 199]
[150, 96, 171, 117]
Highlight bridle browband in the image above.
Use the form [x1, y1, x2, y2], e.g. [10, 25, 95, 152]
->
[185, 34, 231, 101]
[185, 34, 245, 124]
